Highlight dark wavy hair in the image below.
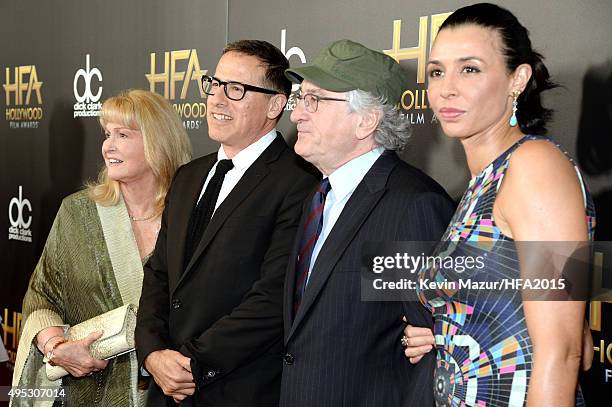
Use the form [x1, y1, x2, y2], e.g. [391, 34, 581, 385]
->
[440, 3, 557, 134]
[223, 39, 291, 97]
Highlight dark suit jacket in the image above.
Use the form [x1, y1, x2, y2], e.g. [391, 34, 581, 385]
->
[281, 150, 455, 407]
[136, 135, 318, 407]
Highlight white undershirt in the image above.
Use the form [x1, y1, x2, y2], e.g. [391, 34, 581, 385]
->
[197, 129, 277, 213]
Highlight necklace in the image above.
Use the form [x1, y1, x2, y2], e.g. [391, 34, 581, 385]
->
[128, 211, 160, 222]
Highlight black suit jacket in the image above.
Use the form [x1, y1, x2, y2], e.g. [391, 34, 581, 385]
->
[281, 150, 455, 407]
[136, 135, 318, 406]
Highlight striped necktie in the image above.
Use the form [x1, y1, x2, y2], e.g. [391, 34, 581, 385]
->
[293, 178, 331, 315]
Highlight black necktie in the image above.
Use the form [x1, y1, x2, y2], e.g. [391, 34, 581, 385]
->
[184, 159, 234, 269]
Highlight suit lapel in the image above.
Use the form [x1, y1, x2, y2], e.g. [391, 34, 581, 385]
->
[168, 156, 216, 290]
[175, 135, 286, 292]
[283, 195, 313, 338]
[287, 151, 399, 341]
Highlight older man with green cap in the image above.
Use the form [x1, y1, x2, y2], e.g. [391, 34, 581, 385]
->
[280, 39, 454, 406]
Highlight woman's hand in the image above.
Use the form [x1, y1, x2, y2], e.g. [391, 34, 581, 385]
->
[48, 330, 109, 377]
[402, 318, 435, 364]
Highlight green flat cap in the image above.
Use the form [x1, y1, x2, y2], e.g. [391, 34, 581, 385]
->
[285, 39, 407, 105]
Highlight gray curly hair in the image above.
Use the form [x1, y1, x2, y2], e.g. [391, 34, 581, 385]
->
[346, 89, 411, 151]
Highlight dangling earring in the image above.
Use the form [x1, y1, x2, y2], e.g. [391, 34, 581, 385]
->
[509, 90, 520, 127]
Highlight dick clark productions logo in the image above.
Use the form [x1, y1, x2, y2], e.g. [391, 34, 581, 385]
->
[8, 186, 32, 243]
[73, 54, 102, 118]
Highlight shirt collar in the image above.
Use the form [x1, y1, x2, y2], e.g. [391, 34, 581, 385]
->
[217, 129, 277, 171]
[327, 146, 384, 202]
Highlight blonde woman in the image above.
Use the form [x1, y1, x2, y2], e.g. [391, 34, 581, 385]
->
[12, 89, 192, 406]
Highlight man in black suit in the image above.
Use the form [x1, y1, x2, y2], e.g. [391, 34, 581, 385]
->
[136, 40, 318, 406]
[280, 39, 455, 406]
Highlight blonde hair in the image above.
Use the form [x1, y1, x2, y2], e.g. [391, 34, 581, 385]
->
[88, 89, 192, 210]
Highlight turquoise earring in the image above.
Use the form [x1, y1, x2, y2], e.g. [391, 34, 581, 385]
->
[509, 91, 519, 127]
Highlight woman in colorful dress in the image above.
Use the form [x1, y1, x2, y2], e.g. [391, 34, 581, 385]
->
[12, 89, 192, 406]
[403, 3, 594, 406]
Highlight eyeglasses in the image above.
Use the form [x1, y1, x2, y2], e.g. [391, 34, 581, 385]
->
[295, 92, 348, 113]
[201, 75, 280, 101]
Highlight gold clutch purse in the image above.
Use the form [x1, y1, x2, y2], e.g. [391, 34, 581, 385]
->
[45, 304, 137, 380]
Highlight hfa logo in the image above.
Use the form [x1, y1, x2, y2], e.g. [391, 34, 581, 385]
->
[3, 65, 43, 129]
[73, 54, 102, 118]
[8, 186, 32, 243]
[146, 49, 207, 130]
[383, 12, 452, 124]
[590, 249, 612, 383]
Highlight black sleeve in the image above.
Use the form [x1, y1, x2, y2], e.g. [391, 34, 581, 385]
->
[178, 172, 315, 388]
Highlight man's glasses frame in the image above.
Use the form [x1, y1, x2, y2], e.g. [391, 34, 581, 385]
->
[295, 92, 348, 113]
[201, 74, 280, 101]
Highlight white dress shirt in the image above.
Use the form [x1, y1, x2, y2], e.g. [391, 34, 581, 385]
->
[306, 146, 384, 284]
[197, 129, 277, 211]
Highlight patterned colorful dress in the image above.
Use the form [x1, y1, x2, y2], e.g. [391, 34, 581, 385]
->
[417, 135, 596, 406]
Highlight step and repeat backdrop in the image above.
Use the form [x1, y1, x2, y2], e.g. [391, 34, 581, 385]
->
[1, 0, 611, 401]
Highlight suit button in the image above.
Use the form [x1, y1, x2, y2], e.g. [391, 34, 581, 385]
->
[206, 370, 216, 378]
[283, 353, 295, 365]
[171, 299, 182, 309]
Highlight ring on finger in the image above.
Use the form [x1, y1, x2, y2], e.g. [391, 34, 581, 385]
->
[401, 335, 409, 347]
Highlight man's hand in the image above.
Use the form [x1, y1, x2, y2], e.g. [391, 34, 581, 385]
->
[144, 349, 196, 402]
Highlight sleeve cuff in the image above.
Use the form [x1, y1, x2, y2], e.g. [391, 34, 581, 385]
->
[180, 343, 222, 389]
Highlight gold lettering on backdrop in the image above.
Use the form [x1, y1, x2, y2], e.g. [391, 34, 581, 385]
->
[593, 339, 612, 364]
[170, 50, 189, 100]
[181, 50, 206, 99]
[173, 102, 207, 118]
[147, 51, 170, 98]
[4, 68, 18, 105]
[147, 50, 207, 100]
[590, 301, 611, 332]
[590, 251, 612, 331]
[430, 13, 451, 48]
[4, 66, 43, 106]
[589, 250, 612, 368]
[383, 13, 452, 84]
[401, 89, 428, 110]
[2, 309, 22, 350]
[384, 17, 428, 84]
